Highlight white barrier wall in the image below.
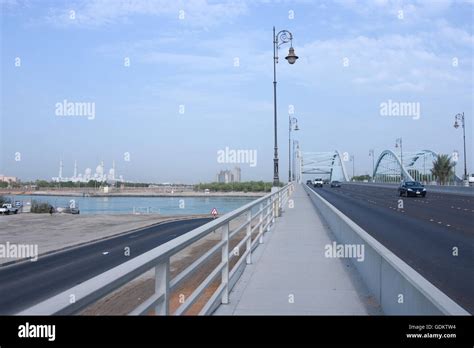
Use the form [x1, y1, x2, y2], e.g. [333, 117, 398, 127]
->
[303, 184, 469, 315]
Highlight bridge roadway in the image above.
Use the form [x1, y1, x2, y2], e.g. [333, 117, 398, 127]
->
[309, 183, 474, 314]
[215, 184, 382, 315]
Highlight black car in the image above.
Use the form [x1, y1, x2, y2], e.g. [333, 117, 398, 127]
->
[306, 180, 312, 185]
[330, 181, 341, 188]
[398, 181, 426, 197]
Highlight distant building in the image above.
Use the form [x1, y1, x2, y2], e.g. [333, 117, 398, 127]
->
[0, 175, 17, 183]
[216, 167, 241, 183]
[233, 166, 241, 182]
[52, 159, 123, 183]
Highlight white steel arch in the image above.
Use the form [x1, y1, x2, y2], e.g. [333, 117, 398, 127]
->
[300, 151, 350, 182]
[373, 149, 462, 183]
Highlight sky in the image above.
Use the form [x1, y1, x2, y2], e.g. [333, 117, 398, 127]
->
[1, 0, 473, 183]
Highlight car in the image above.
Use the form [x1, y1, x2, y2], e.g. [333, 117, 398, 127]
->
[330, 181, 341, 188]
[398, 181, 426, 197]
[0, 203, 19, 215]
[313, 178, 323, 188]
[306, 180, 312, 185]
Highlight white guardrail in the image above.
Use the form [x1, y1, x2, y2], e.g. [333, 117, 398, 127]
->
[18, 184, 294, 315]
[303, 184, 469, 315]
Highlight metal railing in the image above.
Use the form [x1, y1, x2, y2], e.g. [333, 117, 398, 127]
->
[19, 183, 294, 315]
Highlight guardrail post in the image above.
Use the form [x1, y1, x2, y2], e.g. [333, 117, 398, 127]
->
[278, 190, 283, 215]
[272, 194, 277, 222]
[280, 190, 285, 212]
[246, 210, 252, 264]
[266, 198, 271, 231]
[154, 258, 170, 315]
[221, 223, 230, 304]
[258, 203, 264, 244]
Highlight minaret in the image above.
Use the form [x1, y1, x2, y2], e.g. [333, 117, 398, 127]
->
[59, 160, 63, 180]
[112, 160, 116, 180]
[73, 160, 78, 179]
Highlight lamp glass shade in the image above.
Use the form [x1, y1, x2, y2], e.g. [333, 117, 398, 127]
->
[285, 47, 298, 64]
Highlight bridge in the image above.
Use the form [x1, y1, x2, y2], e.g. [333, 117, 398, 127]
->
[9, 177, 472, 316]
[298, 149, 463, 183]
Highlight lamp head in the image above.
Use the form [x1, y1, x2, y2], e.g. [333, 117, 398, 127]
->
[285, 46, 299, 64]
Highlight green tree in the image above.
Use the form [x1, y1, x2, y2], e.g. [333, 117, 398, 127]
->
[431, 154, 455, 185]
[352, 175, 371, 182]
[31, 200, 52, 213]
[35, 180, 51, 187]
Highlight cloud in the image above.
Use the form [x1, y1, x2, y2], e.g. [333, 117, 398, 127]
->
[285, 31, 471, 94]
[45, 0, 248, 28]
[332, 0, 467, 25]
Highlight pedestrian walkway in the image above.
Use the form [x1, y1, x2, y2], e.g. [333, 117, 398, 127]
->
[214, 184, 382, 315]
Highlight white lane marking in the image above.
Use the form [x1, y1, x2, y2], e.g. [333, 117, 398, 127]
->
[429, 219, 434, 222]
[102, 251, 109, 255]
[437, 221, 442, 224]
[446, 224, 451, 227]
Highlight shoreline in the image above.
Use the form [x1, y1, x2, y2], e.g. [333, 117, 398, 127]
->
[0, 191, 265, 198]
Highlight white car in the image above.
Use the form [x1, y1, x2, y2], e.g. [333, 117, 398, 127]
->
[313, 178, 324, 188]
[0, 203, 19, 215]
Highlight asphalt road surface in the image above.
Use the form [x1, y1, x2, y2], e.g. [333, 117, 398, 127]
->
[0, 217, 212, 314]
[308, 183, 474, 313]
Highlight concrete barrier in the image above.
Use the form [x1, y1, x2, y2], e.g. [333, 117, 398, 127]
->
[347, 182, 474, 196]
[303, 184, 469, 315]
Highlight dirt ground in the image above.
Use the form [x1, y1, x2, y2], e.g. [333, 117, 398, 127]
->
[80, 214, 265, 315]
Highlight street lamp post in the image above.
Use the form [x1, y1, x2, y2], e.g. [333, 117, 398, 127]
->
[295, 142, 301, 183]
[369, 149, 375, 182]
[292, 140, 300, 181]
[292, 140, 296, 181]
[454, 112, 468, 182]
[395, 138, 403, 181]
[453, 149, 458, 184]
[288, 116, 299, 182]
[272, 27, 298, 187]
[350, 155, 355, 180]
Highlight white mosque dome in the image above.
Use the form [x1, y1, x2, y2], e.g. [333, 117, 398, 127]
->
[95, 165, 104, 175]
